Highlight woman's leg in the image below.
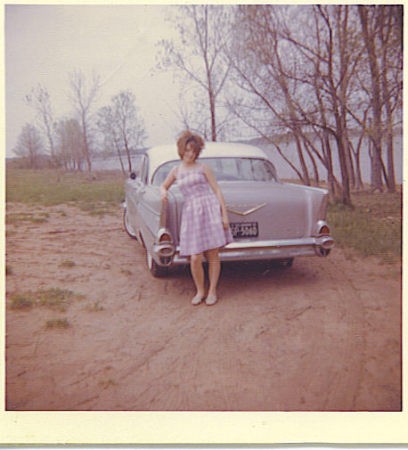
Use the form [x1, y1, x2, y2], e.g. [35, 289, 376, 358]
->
[190, 253, 205, 298]
[205, 248, 221, 299]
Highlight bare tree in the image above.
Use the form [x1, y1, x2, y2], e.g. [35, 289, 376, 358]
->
[358, 6, 384, 191]
[55, 118, 84, 171]
[111, 91, 147, 173]
[97, 105, 126, 175]
[158, 5, 234, 141]
[226, 5, 382, 205]
[383, 6, 402, 192]
[226, 7, 317, 185]
[68, 70, 100, 175]
[225, 5, 402, 202]
[14, 123, 44, 169]
[25, 84, 59, 176]
[97, 90, 147, 174]
[310, 5, 358, 205]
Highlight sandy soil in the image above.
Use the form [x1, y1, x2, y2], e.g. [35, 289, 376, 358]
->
[5, 203, 402, 411]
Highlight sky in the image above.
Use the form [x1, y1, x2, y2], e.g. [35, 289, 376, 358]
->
[4, 4, 184, 157]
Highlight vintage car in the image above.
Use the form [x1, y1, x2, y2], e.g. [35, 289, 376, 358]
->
[123, 142, 334, 277]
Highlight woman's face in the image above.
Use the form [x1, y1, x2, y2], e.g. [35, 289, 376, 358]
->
[183, 143, 197, 164]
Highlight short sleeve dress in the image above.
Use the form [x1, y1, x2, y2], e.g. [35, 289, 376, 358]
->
[176, 164, 233, 256]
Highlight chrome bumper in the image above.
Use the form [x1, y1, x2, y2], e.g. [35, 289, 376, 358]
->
[154, 236, 334, 266]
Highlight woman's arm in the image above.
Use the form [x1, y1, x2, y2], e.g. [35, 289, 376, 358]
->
[160, 166, 177, 201]
[202, 164, 229, 230]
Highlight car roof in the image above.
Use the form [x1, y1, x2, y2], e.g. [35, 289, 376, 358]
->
[147, 141, 269, 178]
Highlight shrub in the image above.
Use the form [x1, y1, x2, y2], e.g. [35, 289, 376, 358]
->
[10, 294, 36, 310]
[46, 318, 70, 329]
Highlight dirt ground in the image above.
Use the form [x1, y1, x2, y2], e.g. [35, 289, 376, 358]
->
[5, 203, 402, 411]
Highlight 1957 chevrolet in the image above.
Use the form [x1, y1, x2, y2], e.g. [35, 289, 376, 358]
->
[123, 142, 334, 277]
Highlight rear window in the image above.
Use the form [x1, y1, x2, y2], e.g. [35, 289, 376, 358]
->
[151, 157, 278, 185]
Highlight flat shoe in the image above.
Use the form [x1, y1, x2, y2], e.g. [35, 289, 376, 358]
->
[191, 295, 204, 305]
[205, 296, 217, 306]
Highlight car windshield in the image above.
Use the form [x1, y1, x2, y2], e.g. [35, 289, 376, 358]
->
[151, 157, 278, 185]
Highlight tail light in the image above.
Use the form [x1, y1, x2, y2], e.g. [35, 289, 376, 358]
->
[156, 229, 175, 259]
[159, 232, 172, 243]
[319, 225, 330, 235]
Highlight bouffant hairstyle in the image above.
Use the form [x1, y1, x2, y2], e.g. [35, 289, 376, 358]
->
[177, 131, 205, 160]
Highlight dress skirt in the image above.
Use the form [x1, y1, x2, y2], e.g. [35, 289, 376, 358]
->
[176, 166, 233, 256]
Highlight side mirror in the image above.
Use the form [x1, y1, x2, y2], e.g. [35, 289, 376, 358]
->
[130, 172, 137, 180]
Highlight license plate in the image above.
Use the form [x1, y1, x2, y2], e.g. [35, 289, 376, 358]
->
[230, 222, 258, 238]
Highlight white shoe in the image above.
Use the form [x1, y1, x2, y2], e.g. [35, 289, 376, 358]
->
[205, 296, 217, 306]
[191, 294, 204, 305]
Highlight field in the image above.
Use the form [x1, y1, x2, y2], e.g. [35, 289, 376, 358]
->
[5, 168, 402, 411]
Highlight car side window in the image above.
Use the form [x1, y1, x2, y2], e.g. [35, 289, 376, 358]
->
[139, 155, 149, 184]
[252, 159, 274, 181]
[152, 161, 179, 186]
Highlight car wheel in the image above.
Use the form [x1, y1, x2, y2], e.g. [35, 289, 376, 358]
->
[123, 207, 138, 239]
[281, 258, 294, 267]
[146, 249, 169, 278]
[318, 248, 331, 257]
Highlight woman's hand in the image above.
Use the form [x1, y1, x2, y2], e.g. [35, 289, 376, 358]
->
[222, 213, 229, 230]
[160, 186, 168, 202]
[160, 166, 177, 202]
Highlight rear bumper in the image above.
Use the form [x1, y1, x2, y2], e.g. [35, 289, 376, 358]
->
[154, 236, 334, 266]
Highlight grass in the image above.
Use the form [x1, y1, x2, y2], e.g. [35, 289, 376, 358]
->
[6, 169, 125, 215]
[9, 288, 84, 311]
[46, 318, 70, 329]
[327, 191, 401, 263]
[10, 294, 36, 310]
[120, 268, 133, 276]
[86, 301, 104, 312]
[36, 288, 80, 312]
[6, 212, 49, 225]
[59, 260, 76, 268]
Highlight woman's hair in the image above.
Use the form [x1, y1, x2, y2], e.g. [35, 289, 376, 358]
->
[177, 130, 205, 160]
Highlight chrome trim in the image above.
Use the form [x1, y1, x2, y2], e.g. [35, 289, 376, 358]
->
[221, 238, 324, 249]
[152, 228, 176, 266]
[168, 236, 335, 265]
[227, 202, 267, 216]
[150, 230, 335, 267]
[315, 236, 335, 251]
[152, 243, 175, 266]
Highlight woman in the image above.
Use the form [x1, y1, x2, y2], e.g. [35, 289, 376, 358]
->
[160, 131, 233, 306]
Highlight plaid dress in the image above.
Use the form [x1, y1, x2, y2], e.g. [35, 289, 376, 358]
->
[177, 165, 233, 256]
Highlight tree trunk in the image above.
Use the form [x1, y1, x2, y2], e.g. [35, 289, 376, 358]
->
[379, 6, 397, 192]
[358, 5, 383, 191]
[323, 133, 337, 200]
[81, 117, 92, 176]
[123, 134, 132, 173]
[349, 138, 364, 191]
[295, 136, 310, 185]
[385, 129, 396, 192]
[337, 138, 352, 205]
[209, 87, 217, 142]
[304, 141, 319, 185]
[114, 139, 126, 175]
